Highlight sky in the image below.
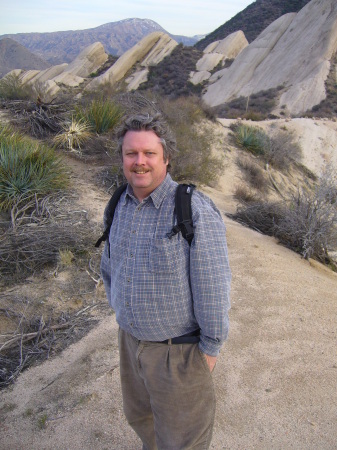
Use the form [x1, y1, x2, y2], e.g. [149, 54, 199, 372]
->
[0, 0, 253, 37]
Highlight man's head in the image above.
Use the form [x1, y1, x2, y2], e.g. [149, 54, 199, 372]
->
[116, 114, 177, 163]
[117, 114, 177, 201]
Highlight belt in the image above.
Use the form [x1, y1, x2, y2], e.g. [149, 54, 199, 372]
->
[159, 329, 200, 345]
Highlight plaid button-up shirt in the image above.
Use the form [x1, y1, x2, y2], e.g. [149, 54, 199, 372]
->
[100, 174, 231, 356]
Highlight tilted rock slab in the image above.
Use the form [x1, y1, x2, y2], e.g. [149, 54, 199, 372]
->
[190, 31, 248, 85]
[203, 0, 337, 116]
[2, 42, 108, 102]
[86, 32, 178, 91]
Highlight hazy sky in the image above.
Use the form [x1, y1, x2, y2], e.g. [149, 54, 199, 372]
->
[1, 0, 253, 36]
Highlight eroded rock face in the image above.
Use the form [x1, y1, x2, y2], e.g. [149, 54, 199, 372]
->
[203, 0, 337, 116]
[85, 32, 178, 91]
[1, 42, 108, 102]
[190, 31, 248, 85]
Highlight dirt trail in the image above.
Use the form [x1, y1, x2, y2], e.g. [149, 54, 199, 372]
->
[1, 121, 337, 449]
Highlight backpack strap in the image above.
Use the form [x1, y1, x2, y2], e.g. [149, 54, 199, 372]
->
[94, 183, 127, 248]
[166, 184, 195, 246]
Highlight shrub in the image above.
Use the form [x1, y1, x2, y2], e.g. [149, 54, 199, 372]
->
[264, 130, 302, 170]
[0, 127, 68, 210]
[231, 123, 302, 170]
[236, 157, 268, 191]
[75, 98, 124, 134]
[214, 87, 283, 120]
[157, 96, 225, 185]
[0, 73, 32, 100]
[231, 123, 267, 155]
[53, 118, 92, 151]
[234, 185, 261, 204]
[229, 166, 337, 264]
[0, 193, 94, 284]
[139, 44, 203, 98]
[274, 167, 337, 261]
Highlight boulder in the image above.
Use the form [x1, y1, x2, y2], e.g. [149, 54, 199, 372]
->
[190, 70, 212, 85]
[190, 31, 248, 85]
[203, 0, 337, 116]
[204, 31, 248, 59]
[125, 69, 149, 91]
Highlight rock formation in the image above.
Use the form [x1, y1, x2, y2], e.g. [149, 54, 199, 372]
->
[203, 0, 337, 116]
[190, 31, 248, 85]
[3, 42, 108, 102]
[86, 32, 178, 92]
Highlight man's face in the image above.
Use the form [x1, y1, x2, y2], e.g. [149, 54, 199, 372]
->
[122, 130, 169, 201]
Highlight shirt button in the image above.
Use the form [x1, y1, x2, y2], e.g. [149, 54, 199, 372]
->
[127, 278, 131, 283]
[130, 253, 134, 258]
[126, 302, 130, 306]
[130, 323, 134, 327]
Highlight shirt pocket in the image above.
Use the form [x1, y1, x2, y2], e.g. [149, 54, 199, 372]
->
[148, 237, 180, 273]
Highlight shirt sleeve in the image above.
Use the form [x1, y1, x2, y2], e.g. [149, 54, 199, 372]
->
[190, 192, 231, 356]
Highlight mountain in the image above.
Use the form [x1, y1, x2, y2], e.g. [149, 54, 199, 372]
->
[0, 38, 49, 78]
[195, 0, 311, 50]
[0, 19, 198, 65]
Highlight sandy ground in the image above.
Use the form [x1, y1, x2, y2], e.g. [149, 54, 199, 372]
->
[1, 119, 337, 449]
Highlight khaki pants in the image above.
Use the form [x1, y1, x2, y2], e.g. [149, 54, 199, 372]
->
[118, 328, 216, 450]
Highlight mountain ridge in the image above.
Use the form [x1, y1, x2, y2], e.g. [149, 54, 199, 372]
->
[0, 18, 199, 65]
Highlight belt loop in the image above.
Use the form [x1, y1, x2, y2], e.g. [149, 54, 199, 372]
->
[168, 338, 172, 345]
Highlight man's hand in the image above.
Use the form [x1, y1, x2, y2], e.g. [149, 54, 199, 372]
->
[202, 353, 217, 372]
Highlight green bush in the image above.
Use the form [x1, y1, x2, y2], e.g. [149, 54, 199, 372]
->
[75, 98, 124, 134]
[158, 96, 225, 185]
[231, 123, 267, 155]
[139, 44, 203, 98]
[0, 126, 68, 210]
[231, 123, 302, 170]
[0, 73, 32, 100]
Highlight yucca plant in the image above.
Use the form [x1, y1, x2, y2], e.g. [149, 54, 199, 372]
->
[0, 130, 68, 210]
[75, 98, 124, 134]
[232, 123, 267, 155]
[53, 117, 92, 151]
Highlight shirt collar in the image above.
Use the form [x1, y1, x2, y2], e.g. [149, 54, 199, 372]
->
[124, 173, 175, 208]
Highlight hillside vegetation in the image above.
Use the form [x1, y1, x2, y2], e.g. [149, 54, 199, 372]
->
[195, 0, 311, 50]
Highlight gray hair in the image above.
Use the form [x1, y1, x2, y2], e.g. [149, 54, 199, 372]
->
[116, 113, 177, 163]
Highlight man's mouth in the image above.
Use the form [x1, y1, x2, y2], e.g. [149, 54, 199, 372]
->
[132, 169, 149, 174]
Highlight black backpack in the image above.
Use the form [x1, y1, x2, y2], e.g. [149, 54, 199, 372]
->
[95, 183, 195, 249]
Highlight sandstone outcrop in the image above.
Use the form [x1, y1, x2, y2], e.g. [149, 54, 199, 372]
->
[2, 42, 108, 102]
[203, 0, 337, 116]
[86, 32, 178, 92]
[190, 31, 248, 85]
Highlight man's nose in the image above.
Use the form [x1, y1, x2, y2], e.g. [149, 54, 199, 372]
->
[135, 152, 145, 164]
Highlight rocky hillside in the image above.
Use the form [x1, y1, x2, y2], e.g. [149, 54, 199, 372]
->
[195, 0, 311, 50]
[0, 19, 198, 65]
[0, 38, 49, 78]
[203, 0, 337, 116]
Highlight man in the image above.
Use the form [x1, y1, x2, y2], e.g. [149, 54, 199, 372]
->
[100, 114, 231, 450]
